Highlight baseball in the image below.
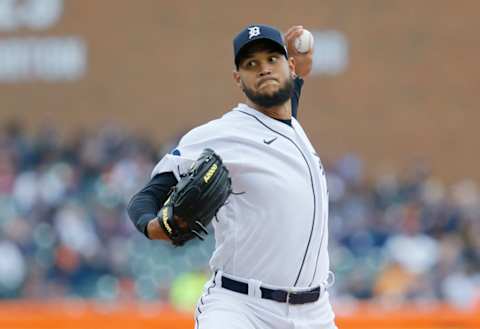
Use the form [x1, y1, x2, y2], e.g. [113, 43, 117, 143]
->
[294, 29, 314, 53]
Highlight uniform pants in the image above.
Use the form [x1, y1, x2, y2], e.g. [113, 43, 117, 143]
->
[194, 272, 338, 329]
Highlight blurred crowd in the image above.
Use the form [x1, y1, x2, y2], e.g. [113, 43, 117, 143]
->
[327, 155, 480, 308]
[0, 121, 479, 309]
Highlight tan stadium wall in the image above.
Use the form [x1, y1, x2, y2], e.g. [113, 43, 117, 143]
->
[0, 1, 479, 183]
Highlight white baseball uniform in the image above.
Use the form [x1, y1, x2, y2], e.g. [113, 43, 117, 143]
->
[151, 103, 337, 329]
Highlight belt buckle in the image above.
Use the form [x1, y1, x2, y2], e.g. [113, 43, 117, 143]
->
[286, 290, 295, 304]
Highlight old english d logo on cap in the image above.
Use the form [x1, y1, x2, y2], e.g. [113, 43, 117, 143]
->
[248, 26, 261, 39]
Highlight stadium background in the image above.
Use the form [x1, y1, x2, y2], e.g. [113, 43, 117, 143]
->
[0, 0, 478, 328]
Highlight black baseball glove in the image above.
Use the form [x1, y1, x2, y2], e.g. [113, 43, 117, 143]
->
[157, 148, 232, 246]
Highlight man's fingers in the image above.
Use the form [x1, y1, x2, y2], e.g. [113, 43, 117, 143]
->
[284, 25, 303, 41]
[285, 25, 303, 35]
[285, 29, 303, 41]
[174, 215, 189, 229]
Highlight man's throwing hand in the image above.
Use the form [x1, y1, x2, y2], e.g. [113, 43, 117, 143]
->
[284, 25, 313, 78]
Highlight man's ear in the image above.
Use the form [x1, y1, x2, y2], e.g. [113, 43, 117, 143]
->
[233, 70, 242, 89]
[288, 57, 296, 78]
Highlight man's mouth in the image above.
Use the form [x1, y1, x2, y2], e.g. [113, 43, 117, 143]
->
[257, 78, 278, 88]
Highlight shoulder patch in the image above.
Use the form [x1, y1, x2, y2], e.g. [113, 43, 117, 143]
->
[170, 148, 181, 156]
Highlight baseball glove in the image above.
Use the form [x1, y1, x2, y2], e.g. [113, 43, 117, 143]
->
[157, 148, 232, 246]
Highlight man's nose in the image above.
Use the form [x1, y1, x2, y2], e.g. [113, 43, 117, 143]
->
[258, 63, 272, 76]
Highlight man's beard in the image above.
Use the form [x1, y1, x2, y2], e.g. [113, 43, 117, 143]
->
[242, 77, 294, 108]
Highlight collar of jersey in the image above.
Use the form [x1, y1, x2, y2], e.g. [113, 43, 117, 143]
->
[235, 103, 297, 137]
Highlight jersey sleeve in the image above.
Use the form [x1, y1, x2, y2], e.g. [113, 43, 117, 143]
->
[291, 76, 304, 119]
[150, 150, 195, 181]
[150, 121, 234, 180]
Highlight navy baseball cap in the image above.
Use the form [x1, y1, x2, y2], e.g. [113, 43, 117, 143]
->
[233, 24, 288, 68]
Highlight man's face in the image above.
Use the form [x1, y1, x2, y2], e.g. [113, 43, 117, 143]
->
[234, 41, 295, 108]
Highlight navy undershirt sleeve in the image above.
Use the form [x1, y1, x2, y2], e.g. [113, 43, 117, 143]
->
[291, 76, 304, 119]
[127, 171, 178, 238]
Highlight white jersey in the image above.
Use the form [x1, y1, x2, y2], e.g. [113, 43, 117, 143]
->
[152, 103, 330, 289]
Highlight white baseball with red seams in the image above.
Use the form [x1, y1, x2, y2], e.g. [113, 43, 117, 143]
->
[294, 29, 314, 53]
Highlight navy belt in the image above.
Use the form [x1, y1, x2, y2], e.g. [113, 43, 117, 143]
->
[221, 276, 321, 305]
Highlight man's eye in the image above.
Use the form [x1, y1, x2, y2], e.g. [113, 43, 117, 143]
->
[247, 60, 256, 68]
[269, 56, 278, 63]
